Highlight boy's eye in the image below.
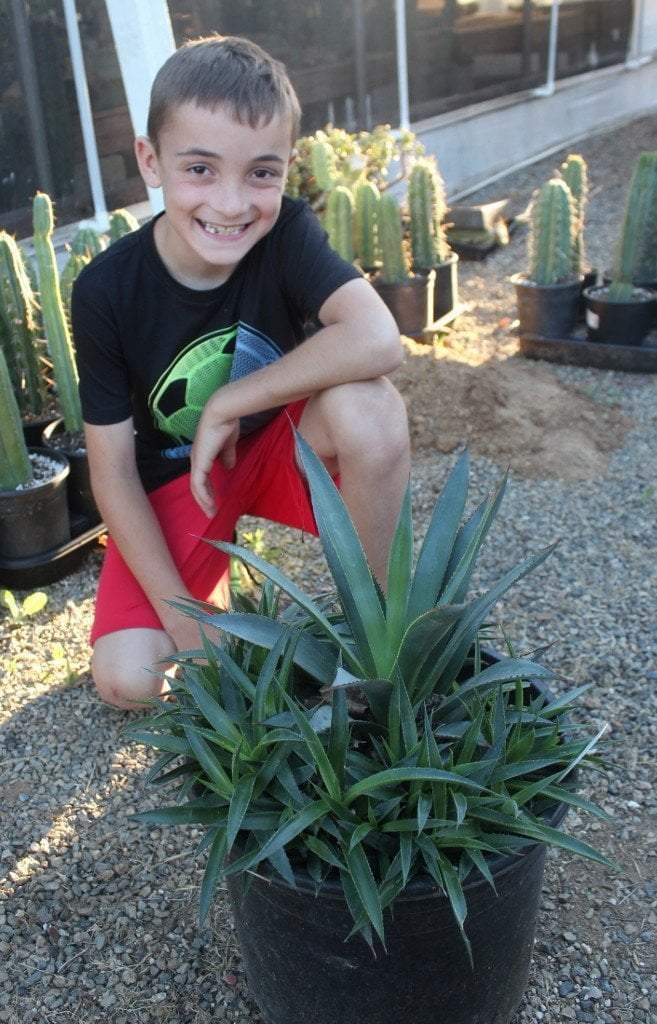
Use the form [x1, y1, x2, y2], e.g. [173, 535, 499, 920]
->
[251, 167, 278, 181]
[188, 164, 209, 176]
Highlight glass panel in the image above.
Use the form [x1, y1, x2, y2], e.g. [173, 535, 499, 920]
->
[168, 0, 399, 133]
[554, 0, 633, 81]
[0, 0, 146, 239]
[408, 0, 549, 120]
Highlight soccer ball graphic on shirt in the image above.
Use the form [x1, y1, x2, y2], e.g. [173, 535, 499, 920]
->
[148, 321, 283, 444]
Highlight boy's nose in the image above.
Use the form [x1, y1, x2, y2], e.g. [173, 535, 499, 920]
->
[209, 184, 249, 221]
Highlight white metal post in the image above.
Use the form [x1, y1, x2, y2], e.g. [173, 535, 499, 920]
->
[62, 0, 109, 229]
[626, 0, 650, 69]
[533, 0, 560, 98]
[394, 0, 411, 130]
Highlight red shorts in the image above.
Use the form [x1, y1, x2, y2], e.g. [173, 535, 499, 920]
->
[91, 399, 323, 644]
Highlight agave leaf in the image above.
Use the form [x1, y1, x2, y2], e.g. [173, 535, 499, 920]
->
[182, 677, 244, 750]
[294, 431, 388, 676]
[406, 450, 470, 622]
[183, 726, 234, 799]
[284, 695, 342, 802]
[436, 658, 554, 720]
[384, 483, 414, 661]
[127, 731, 192, 756]
[199, 831, 227, 925]
[131, 804, 228, 826]
[328, 687, 349, 788]
[345, 767, 484, 805]
[226, 775, 257, 855]
[223, 800, 329, 877]
[440, 471, 507, 606]
[347, 844, 385, 943]
[465, 848, 497, 893]
[469, 806, 617, 867]
[413, 543, 558, 704]
[253, 632, 294, 738]
[304, 835, 344, 870]
[437, 851, 472, 966]
[394, 605, 466, 699]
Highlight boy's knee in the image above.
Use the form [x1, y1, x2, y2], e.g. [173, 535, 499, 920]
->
[92, 631, 175, 710]
[322, 378, 410, 459]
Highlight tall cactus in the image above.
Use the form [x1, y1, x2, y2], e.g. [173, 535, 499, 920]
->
[0, 346, 32, 490]
[310, 138, 336, 193]
[560, 154, 588, 277]
[408, 158, 450, 270]
[608, 152, 657, 302]
[0, 232, 46, 415]
[32, 192, 83, 433]
[354, 181, 380, 270]
[71, 227, 106, 260]
[528, 179, 575, 286]
[378, 194, 410, 285]
[325, 186, 354, 263]
[60, 248, 90, 319]
[109, 208, 139, 243]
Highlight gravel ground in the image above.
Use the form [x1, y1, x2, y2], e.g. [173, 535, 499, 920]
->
[2, 113, 657, 1023]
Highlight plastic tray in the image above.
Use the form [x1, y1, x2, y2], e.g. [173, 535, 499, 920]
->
[519, 323, 657, 372]
[0, 513, 106, 589]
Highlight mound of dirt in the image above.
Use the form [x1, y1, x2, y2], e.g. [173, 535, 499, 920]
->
[391, 338, 632, 480]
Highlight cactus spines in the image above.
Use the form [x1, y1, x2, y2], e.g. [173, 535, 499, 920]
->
[528, 178, 576, 286]
[310, 138, 336, 193]
[0, 346, 32, 490]
[0, 232, 46, 416]
[560, 154, 588, 277]
[32, 192, 83, 433]
[60, 249, 90, 319]
[325, 186, 354, 263]
[408, 158, 450, 270]
[354, 181, 380, 270]
[109, 208, 139, 243]
[608, 152, 657, 301]
[71, 227, 106, 260]
[378, 194, 410, 285]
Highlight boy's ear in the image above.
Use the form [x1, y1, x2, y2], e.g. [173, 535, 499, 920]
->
[134, 136, 162, 189]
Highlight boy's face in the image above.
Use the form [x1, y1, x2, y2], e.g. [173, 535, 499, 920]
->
[135, 101, 294, 286]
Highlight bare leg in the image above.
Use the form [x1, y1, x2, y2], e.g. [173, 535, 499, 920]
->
[92, 628, 177, 710]
[297, 376, 411, 588]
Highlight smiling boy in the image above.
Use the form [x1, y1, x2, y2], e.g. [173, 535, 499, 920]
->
[72, 35, 410, 710]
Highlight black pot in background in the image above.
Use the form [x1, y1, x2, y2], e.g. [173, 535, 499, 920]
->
[0, 448, 70, 560]
[512, 273, 582, 339]
[22, 414, 59, 448]
[42, 418, 98, 521]
[579, 268, 599, 317]
[433, 251, 459, 320]
[373, 275, 432, 339]
[584, 285, 657, 346]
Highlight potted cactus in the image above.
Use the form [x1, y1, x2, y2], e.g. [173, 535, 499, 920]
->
[371, 193, 433, 338]
[585, 153, 657, 346]
[559, 154, 594, 301]
[408, 158, 459, 322]
[325, 186, 355, 264]
[32, 193, 98, 521]
[353, 180, 381, 273]
[512, 178, 582, 339]
[0, 344, 70, 561]
[128, 440, 612, 1024]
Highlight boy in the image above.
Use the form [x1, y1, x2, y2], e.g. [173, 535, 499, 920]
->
[72, 35, 410, 711]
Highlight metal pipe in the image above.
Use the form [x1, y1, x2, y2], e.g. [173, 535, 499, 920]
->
[61, 0, 108, 229]
[9, 0, 55, 197]
[626, 0, 650, 69]
[352, 0, 368, 128]
[533, 0, 560, 98]
[394, 0, 410, 129]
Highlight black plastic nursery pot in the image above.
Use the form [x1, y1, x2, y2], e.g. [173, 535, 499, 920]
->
[374, 275, 433, 339]
[432, 251, 460, 320]
[21, 413, 59, 448]
[512, 274, 582, 340]
[584, 285, 657, 346]
[42, 417, 99, 520]
[0, 448, 70, 561]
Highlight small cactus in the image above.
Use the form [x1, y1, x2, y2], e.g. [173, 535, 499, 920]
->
[71, 227, 106, 260]
[354, 181, 380, 270]
[560, 154, 588, 277]
[0, 232, 46, 416]
[33, 192, 83, 433]
[0, 346, 32, 490]
[408, 158, 450, 271]
[608, 152, 657, 301]
[310, 138, 336, 193]
[528, 179, 576, 286]
[109, 208, 139, 243]
[378, 194, 410, 285]
[325, 186, 354, 263]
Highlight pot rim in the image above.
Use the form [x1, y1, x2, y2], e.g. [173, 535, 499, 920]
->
[373, 274, 430, 291]
[0, 446, 70, 498]
[584, 284, 657, 305]
[511, 272, 583, 289]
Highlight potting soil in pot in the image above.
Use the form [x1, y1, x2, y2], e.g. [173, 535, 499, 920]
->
[15, 451, 67, 490]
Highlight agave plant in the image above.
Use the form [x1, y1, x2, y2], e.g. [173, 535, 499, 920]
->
[128, 442, 611, 955]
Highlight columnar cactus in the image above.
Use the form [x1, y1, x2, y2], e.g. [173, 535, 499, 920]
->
[0, 232, 46, 416]
[608, 152, 657, 301]
[325, 186, 354, 263]
[528, 179, 575, 286]
[71, 227, 106, 260]
[109, 208, 139, 243]
[354, 181, 380, 270]
[60, 249, 90, 319]
[0, 346, 32, 489]
[378, 194, 410, 285]
[32, 192, 83, 433]
[408, 158, 450, 270]
[560, 154, 588, 277]
[310, 137, 336, 193]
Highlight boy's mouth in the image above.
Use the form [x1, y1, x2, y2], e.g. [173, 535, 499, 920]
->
[196, 219, 250, 238]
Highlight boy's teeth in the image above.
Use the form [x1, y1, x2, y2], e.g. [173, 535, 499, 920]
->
[201, 221, 245, 235]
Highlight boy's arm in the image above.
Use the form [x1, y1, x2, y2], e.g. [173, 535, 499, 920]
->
[85, 418, 201, 652]
[191, 277, 402, 515]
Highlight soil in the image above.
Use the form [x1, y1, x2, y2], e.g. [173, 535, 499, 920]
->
[14, 451, 67, 490]
[391, 334, 633, 481]
[43, 428, 86, 457]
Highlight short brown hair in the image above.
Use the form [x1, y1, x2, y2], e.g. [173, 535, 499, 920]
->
[147, 35, 301, 149]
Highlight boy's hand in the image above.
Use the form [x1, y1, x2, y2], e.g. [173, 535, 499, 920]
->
[190, 410, 240, 517]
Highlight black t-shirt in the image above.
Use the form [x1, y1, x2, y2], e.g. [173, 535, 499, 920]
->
[72, 196, 361, 492]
